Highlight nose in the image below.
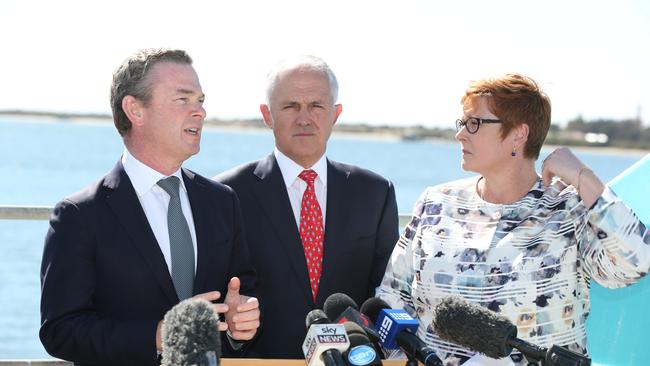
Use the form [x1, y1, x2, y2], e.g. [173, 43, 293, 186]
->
[296, 107, 312, 126]
[192, 103, 206, 120]
[455, 126, 467, 142]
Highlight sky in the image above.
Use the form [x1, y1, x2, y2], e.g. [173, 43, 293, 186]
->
[1, 0, 648, 128]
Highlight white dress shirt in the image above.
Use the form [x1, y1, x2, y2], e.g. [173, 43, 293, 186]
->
[121, 149, 198, 273]
[274, 147, 327, 228]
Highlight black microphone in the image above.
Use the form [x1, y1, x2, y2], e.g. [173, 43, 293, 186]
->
[433, 296, 591, 365]
[303, 309, 349, 366]
[364, 298, 442, 366]
[324, 293, 382, 346]
[161, 298, 220, 366]
[342, 322, 383, 365]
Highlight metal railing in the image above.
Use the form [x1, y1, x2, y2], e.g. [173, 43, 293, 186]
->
[0, 205, 410, 363]
[0, 362, 70, 366]
[0, 205, 412, 227]
[0, 205, 53, 220]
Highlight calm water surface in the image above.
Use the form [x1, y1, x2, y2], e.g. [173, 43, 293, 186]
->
[0, 118, 646, 362]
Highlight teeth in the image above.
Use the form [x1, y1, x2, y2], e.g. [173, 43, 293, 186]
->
[186, 128, 198, 135]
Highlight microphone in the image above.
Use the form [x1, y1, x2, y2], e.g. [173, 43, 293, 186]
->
[365, 298, 442, 366]
[342, 322, 382, 365]
[303, 309, 350, 366]
[161, 298, 220, 366]
[433, 296, 591, 365]
[359, 298, 391, 327]
[324, 294, 382, 346]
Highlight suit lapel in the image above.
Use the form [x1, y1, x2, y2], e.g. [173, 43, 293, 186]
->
[103, 161, 178, 304]
[252, 155, 313, 302]
[317, 160, 352, 304]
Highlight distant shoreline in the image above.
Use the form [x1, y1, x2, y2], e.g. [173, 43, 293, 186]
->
[1, 110, 647, 155]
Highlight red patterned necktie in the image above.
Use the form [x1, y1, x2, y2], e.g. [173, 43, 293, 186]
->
[298, 169, 324, 301]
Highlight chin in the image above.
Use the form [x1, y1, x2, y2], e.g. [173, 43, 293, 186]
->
[183, 146, 200, 159]
[460, 159, 470, 172]
[460, 160, 480, 174]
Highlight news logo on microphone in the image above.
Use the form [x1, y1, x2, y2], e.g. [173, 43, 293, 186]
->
[302, 324, 350, 366]
[375, 309, 419, 349]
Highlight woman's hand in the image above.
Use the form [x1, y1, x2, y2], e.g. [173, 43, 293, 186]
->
[541, 147, 605, 207]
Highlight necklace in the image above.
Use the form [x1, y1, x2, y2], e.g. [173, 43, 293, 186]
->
[476, 175, 540, 204]
[476, 176, 486, 201]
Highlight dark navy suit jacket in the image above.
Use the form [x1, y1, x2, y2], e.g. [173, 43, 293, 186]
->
[216, 154, 399, 358]
[40, 161, 257, 366]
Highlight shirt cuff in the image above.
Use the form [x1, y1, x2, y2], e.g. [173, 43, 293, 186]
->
[226, 330, 246, 350]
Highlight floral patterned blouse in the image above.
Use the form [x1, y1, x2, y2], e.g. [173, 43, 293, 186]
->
[376, 176, 650, 365]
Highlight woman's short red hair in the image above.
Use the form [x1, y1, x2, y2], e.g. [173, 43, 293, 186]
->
[461, 73, 551, 159]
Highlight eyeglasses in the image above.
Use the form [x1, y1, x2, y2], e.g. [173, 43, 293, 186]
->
[456, 117, 502, 134]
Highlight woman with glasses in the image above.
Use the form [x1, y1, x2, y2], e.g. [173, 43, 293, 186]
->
[376, 73, 649, 365]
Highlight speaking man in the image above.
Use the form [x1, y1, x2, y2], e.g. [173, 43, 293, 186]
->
[40, 48, 260, 365]
[215, 55, 399, 358]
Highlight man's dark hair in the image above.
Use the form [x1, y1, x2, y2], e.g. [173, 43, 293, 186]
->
[110, 48, 193, 136]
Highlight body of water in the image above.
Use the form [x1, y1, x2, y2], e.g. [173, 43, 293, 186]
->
[0, 118, 646, 361]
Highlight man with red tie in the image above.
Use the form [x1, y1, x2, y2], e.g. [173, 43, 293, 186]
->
[215, 55, 399, 358]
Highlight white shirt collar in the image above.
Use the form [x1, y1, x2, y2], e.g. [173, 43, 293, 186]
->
[121, 148, 187, 197]
[273, 147, 328, 187]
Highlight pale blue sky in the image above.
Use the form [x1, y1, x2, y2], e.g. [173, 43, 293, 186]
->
[2, 0, 648, 127]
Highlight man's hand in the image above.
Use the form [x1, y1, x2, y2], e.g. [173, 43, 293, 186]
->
[156, 291, 229, 351]
[224, 277, 260, 341]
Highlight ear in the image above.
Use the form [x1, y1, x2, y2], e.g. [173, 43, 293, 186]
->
[512, 123, 529, 150]
[260, 104, 273, 129]
[332, 104, 343, 126]
[122, 95, 144, 127]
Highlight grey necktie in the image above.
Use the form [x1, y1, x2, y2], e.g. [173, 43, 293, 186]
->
[157, 176, 195, 300]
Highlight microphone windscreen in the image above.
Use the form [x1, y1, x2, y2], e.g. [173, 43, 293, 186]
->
[433, 296, 516, 359]
[306, 309, 331, 329]
[343, 321, 370, 347]
[161, 298, 221, 366]
[360, 297, 391, 324]
[324, 293, 358, 321]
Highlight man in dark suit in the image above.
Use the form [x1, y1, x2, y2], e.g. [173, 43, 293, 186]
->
[215, 55, 399, 358]
[40, 48, 260, 365]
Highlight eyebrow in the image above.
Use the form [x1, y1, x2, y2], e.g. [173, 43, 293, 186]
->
[176, 88, 205, 99]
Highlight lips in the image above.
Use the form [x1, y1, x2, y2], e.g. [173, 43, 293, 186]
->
[184, 127, 201, 136]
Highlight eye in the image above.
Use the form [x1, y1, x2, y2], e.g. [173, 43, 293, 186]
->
[282, 103, 299, 111]
[176, 97, 189, 104]
[469, 118, 480, 127]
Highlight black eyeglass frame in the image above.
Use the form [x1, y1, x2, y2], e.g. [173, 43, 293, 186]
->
[456, 117, 502, 134]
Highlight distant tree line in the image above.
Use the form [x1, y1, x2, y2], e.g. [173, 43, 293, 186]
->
[546, 116, 650, 150]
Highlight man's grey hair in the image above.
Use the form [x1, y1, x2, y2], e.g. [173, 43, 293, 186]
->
[265, 55, 339, 105]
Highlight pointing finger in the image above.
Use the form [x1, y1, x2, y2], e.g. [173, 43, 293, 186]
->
[192, 291, 221, 302]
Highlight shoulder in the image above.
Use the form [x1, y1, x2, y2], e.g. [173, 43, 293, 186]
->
[185, 168, 238, 199]
[329, 160, 392, 187]
[530, 179, 581, 210]
[58, 174, 112, 211]
[420, 176, 478, 202]
[49, 174, 114, 226]
[404, 176, 478, 217]
[214, 160, 260, 185]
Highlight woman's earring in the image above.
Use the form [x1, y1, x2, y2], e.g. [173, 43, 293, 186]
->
[511, 148, 517, 157]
